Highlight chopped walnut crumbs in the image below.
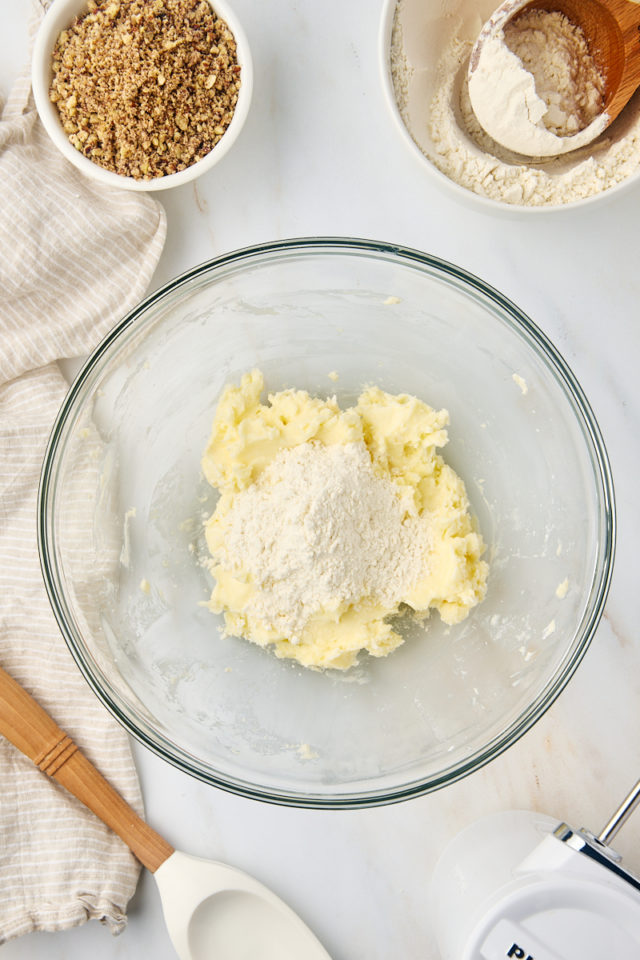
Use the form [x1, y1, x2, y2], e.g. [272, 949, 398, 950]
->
[50, 0, 241, 180]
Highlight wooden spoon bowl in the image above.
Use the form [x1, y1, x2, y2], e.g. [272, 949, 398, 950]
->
[522, 0, 640, 124]
[469, 0, 640, 152]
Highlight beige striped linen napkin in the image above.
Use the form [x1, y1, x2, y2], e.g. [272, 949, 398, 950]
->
[0, 0, 167, 944]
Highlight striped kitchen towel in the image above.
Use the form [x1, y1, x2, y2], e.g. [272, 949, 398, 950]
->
[0, 0, 166, 944]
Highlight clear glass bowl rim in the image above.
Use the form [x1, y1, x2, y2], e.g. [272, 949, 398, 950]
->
[37, 237, 616, 809]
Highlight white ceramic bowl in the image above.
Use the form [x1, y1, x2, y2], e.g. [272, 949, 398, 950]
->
[378, 0, 640, 213]
[38, 239, 615, 808]
[32, 0, 253, 191]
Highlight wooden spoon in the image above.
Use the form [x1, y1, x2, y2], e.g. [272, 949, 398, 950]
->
[0, 665, 332, 960]
[468, 0, 640, 156]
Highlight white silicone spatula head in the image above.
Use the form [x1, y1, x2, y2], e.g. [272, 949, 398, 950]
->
[0, 665, 332, 960]
[155, 851, 332, 960]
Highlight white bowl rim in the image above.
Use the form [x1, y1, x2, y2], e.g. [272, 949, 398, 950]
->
[31, 0, 253, 192]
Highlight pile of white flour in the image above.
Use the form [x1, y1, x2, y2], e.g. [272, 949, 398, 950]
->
[503, 10, 605, 138]
[213, 441, 431, 640]
[468, 9, 606, 156]
[390, 1, 640, 206]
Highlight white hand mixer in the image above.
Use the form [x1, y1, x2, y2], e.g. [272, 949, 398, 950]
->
[431, 778, 640, 959]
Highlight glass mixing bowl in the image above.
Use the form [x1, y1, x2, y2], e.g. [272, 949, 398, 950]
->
[39, 238, 615, 808]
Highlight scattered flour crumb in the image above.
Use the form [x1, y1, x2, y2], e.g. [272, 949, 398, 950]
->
[555, 578, 569, 599]
[139, 578, 151, 594]
[512, 373, 528, 395]
[328, 371, 339, 382]
[543, 619, 556, 639]
[297, 743, 319, 760]
[120, 507, 137, 567]
[384, 295, 402, 305]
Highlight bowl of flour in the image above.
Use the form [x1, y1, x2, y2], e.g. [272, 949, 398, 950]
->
[380, 0, 640, 210]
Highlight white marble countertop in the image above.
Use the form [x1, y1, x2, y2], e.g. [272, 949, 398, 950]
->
[2, 1, 640, 958]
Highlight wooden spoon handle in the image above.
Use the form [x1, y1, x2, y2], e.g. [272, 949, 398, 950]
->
[0, 664, 174, 873]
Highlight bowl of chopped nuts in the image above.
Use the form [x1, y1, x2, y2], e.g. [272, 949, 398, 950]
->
[32, 0, 252, 190]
